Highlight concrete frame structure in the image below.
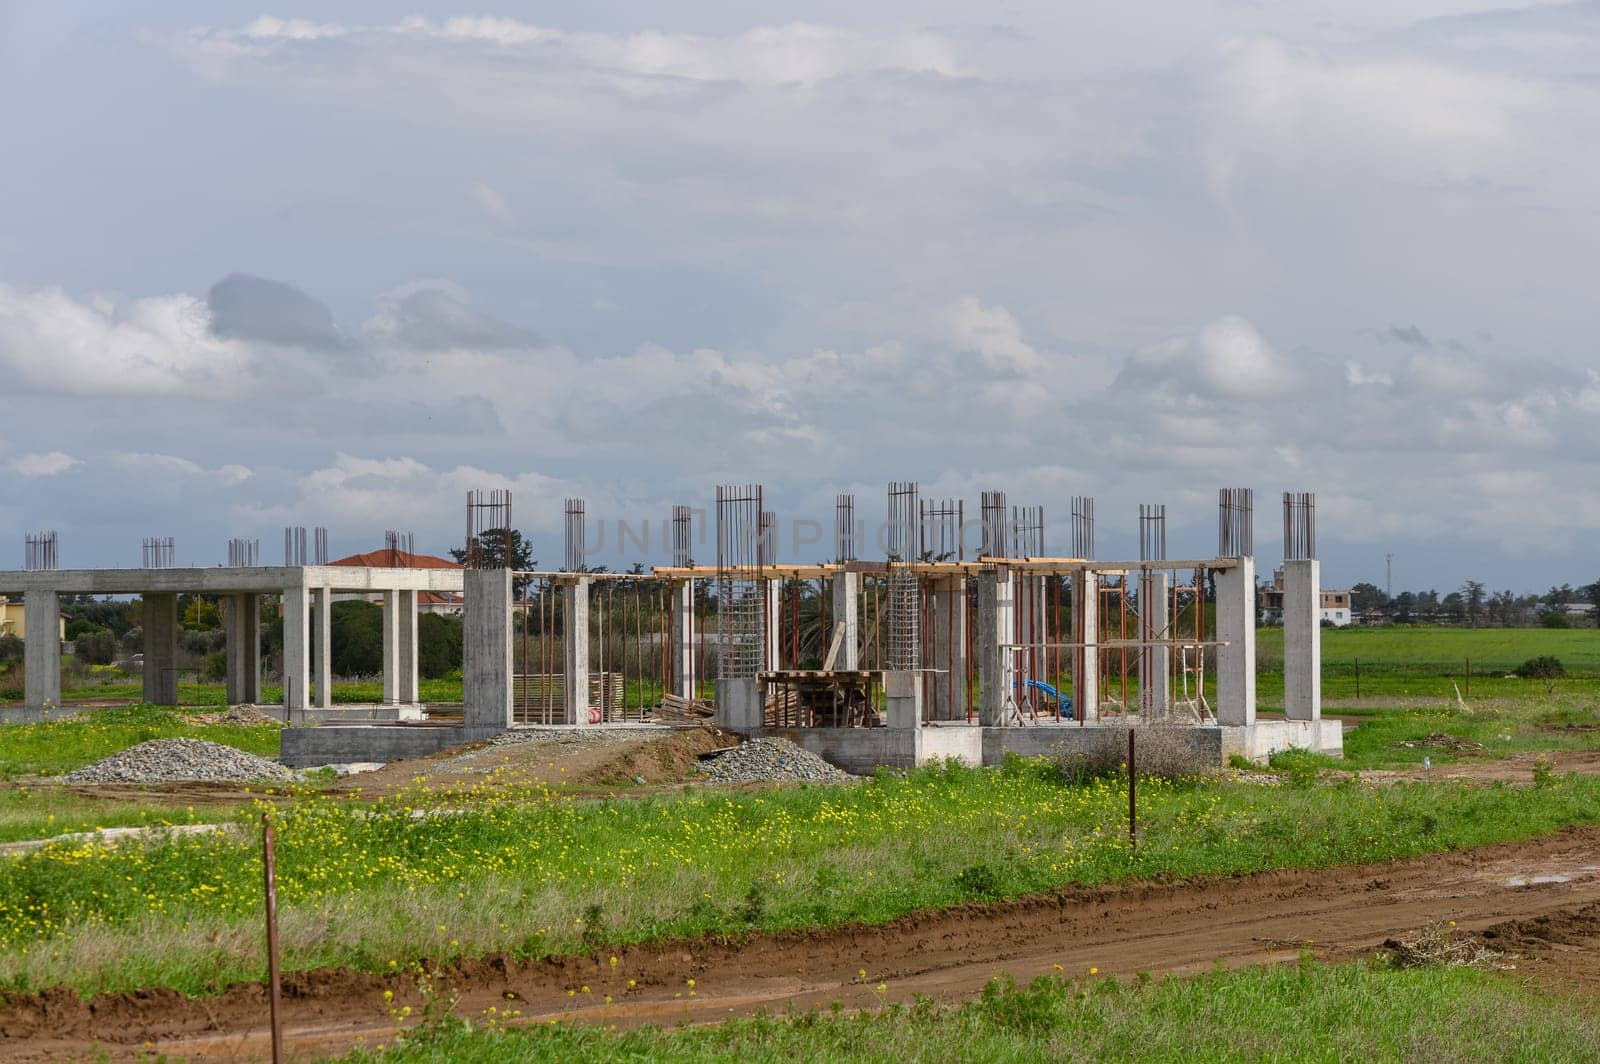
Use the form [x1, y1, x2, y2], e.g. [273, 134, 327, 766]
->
[0, 565, 462, 715]
[561, 576, 592, 724]
[1136, 570, 1169, 720]
[671, 580, 696, 699]
[830, 571, 860, 671]
[927, 575, 967, 720]
[1283, 559, 1322, 722]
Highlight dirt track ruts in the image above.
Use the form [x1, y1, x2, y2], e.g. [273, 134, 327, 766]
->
[4, 826, 1599, 1061]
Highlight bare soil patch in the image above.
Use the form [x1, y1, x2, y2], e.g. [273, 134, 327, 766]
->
[5, 827, 1600, 1061]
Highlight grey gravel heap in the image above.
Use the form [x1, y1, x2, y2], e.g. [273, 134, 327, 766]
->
[487, 728, 638, 749]
[64, 738, 295, 785]
[697, 737, 854, 784]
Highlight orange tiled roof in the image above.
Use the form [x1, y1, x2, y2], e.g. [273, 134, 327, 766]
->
[328, 549, 463, 570]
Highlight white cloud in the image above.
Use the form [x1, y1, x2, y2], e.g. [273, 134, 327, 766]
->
[0, 284, 253, 396]
[946, 297, 1046, 375]
[1195, 316, 1297, 399]
[471, 182, 512, 223]
[8, 451, 80, 477]
[242, 15, 345, 42]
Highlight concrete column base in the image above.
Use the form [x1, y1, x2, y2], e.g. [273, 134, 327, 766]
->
[715, 676, 763, 735]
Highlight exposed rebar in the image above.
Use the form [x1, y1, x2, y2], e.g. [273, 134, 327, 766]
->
[142, 537, 175, 569]
[227, 538, 260, 567]
[835, 494, 856, 563]
[1071, 497, 1094, 559]
[980, 489, 1008, 559]
[1219, 488, 1253, 558]
[1138, 505, 1167, 562]
[716, 485, 765, 679]
[23, 531, 58, 572]
[671, 505, 693, 568]
[1283, 492, 1316, 561]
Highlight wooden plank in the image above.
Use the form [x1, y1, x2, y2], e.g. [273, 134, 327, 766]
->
[821, 621, 846, 671]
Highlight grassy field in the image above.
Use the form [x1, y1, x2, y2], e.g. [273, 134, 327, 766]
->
[0, 706, 281, 780]
[342, 960, 1600, 1063]
[3, 758, 1600, 996]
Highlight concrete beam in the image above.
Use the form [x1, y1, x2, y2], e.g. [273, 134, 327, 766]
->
[283, 587, 311, 713]
[0, 566, 465, 596]
[142, 592, 179, 707]
[829, 571, 860, 671]
[22, 589, 60, 710]
[1283, 559, 1322, 721]
[1215, 557, 1256, 726]
[1071, 575, 1098, 721]
[463, 569, 513, 732]
[562, 577, 591, 724]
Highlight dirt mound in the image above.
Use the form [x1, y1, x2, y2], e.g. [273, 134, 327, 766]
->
[1394, 732, 1484, 754]
[576, 727, 738, 785]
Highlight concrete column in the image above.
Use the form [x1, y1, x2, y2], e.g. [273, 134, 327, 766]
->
[928, 576, 967, 720]
[714, 675, 762, 734]
[1283, 559, 1322, 721]
[1137, 570, 1169, 719]
[975, 568, 1014, 726]
[142, 592, 179, 707]
[226, 593, 262, 705]
[672, 580, 696, 699]
[884, 670, 922, 730]
[1215, 557, 1257, 726]
[763, 579, 782, 670]
[1071, 573, 1098, 721]
[22, 590, 60, 710]
[314, 587, 333, 710]
[282, 587, 311, 713]
[830, 571, 860, 670]
[380, 590, 400, 705]
[463, 568, 513, 733]
[397, 589, 419, 704]
[562, 577, 591, 724]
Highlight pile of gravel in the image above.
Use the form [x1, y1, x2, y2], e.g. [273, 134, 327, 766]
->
[487, 728, 638, 749]
[64, 738, 295, 785]
[697, 737, 854, 784]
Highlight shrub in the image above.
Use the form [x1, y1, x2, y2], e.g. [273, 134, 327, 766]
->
[0, 634, 22, 668]
[1541, 611, 1571, 629]
[73, 629, 118, 666]
[1515, 655, 1566, 694]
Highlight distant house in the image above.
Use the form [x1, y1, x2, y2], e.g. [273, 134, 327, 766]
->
[0, 595, 69, 640]
[327, 548, 465, 616]
[1258, 568, 1353, 627]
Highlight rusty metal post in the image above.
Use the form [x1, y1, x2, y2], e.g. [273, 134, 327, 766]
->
[262, 814, 284, 1064]
[1128, 729, 1137, 851]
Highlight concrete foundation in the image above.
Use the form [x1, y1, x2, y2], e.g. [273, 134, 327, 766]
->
[1283, 559, 1322, 721]
[714, 675, 763, 734]
[142, 592, 179, 707]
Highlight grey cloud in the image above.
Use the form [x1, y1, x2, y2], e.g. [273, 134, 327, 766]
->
[365, 285, 538, 352]
[1388, 324, 1430, 347]
[207, 274, 348, 350]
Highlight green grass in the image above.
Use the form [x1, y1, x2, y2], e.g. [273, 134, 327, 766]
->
[4, 759, 1600, 996]
[340, 960, 1600, 1063]
[39, 679, 467, 708]
[0, 787, 243, 844]
[0, 705, 281, 780]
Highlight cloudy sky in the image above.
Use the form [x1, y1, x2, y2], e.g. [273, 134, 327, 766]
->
[1, 2, 1597, 591]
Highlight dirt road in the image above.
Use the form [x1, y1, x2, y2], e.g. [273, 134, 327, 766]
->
[3, 827, 1599, 1061]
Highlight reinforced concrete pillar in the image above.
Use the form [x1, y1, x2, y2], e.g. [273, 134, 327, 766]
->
[463, 568, 513, 732]
[672, 580, 696, 699]
[1137, 570, 1169, 719]
[928, 576, 967, 720]
[22, 590, 60, 710]
[763, 579, 782, 670]
[714, 676, 762, 734]
[142, 592, 179, 707]
[225, 593, 262, 705]
[380, 589, 400, 705]
[1215, 557, 1257, 726]
[563, 577, 591, 724]
[1071, 573, 1098, 721]
[282, 586, 311, 713]
[314, 587, 333, 710]
[397, 589, 419, 704]
[885, 670, 922, 730]
[976, 569, 1014, 726]
[829, 571, 860, 670]
[1283, 559, 1322, 721]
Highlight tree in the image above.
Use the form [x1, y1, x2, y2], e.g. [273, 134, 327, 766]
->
[1459, 581, 1486, 627]
[74, 629, 117, 666]
[417, 613, 463, 679]
[1584, 581, 1600, 628]
[450, 529, 537, 595]
[329, 601, 383, 678]
[1349, 582, 1388, 616]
